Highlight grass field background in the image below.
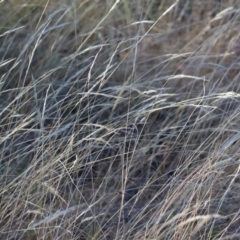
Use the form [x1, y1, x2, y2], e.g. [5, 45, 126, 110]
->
[1, 0, 240, 239]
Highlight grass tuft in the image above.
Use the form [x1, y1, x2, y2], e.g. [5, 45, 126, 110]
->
[1, 0, 240, 239]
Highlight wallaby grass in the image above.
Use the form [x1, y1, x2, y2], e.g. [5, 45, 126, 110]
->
[1, 0, 240, 239]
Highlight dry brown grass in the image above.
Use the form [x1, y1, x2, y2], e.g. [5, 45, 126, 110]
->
[1, 0, 240, 239]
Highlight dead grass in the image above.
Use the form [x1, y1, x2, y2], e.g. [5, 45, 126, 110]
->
[1, 0, 240, 239]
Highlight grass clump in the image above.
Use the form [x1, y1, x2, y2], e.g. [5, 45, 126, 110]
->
[1, 0, 240, 239]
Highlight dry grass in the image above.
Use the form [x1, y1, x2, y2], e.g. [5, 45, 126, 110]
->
[1, 0, 240, 239]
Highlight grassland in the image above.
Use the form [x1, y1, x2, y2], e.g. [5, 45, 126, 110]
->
[1, 0, 240, 239]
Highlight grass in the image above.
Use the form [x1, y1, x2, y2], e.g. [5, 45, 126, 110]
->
[1, 0, 240, 239]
